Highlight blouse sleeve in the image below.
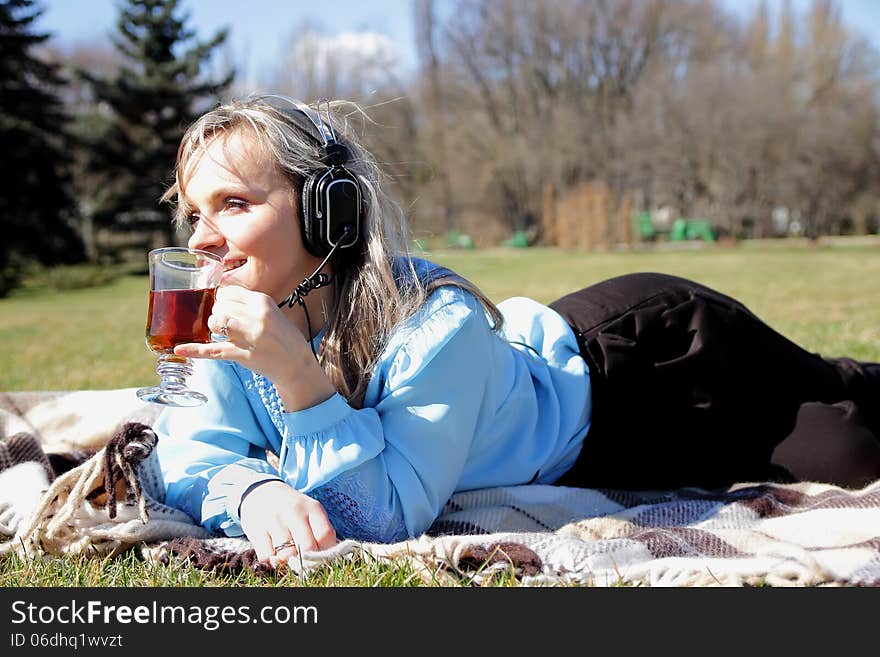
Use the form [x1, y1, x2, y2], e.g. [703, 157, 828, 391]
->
[276, 286, 497, 541]
[153, 359, 284, 536]
[156, 286, 498, 543]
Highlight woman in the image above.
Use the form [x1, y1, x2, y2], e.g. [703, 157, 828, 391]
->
[153, 94, 880, 566]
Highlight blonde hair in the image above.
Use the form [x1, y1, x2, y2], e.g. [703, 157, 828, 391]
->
[163, 94, 502, 407]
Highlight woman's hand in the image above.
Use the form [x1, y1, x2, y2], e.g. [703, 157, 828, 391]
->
[239, 480, 337, 566]
[173, 285, 336, 411]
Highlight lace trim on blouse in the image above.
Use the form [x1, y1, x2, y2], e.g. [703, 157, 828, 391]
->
[310, 470, 408, 542]
[250, 371, 286, 437]
[249, 371, 405, 543]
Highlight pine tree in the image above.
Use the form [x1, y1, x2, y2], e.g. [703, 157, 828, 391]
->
[0, 0, 84, 296]
[79, 0, 233, 246]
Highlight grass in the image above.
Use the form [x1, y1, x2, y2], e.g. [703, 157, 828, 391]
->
[1, 240, 878, 586]
[0, 547, 479, 588]
[428, 241, 880, 362]
[0, 274, 155, 391]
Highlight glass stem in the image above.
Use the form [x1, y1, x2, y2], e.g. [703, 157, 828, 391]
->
[156, 354, 194, 391]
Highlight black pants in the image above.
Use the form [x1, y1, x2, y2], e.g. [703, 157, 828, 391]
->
[549, 273, 880, 491]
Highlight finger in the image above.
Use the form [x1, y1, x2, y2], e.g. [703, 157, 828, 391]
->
[216, 284, 246, 300]
[216, 285, 265, 305]
[272, 539, 298, 563]
[208, 299, 240, 333]
[209, 297, 250, 335]
[207, 313, 228, 336]
[210, 302, 261, 342]
[284, 516, 319, 556]
[309, 509, 337, 551]
[173, 341, 238, 359]
[271, 531, 298, 560]
[250, 530, 276, 563]
[216, 287, 277, 321]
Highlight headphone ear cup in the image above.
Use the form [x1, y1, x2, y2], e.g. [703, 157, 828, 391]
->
[317, 171, 361, 247]
[300, 167, 363, 258]
[300, 173, 327, 257]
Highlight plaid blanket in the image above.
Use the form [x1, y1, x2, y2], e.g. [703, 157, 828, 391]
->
[3, 388, 879, 586]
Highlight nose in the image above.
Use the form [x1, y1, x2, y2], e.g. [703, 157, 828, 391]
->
[187, 215, 224, 252]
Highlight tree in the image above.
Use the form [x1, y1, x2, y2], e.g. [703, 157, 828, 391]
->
[422, 0, 682, 243]
[41, 41, 124, 260]
[0, 0, 84, 296]
[78, 0, 233, 248]
[414, 0, 456, 236]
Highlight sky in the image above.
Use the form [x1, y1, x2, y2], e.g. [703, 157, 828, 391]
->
[721, 0, 880, 41]
[34, 0, 422, 86]
[33, 0, 880, 87]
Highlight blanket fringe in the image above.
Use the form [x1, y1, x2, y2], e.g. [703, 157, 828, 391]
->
[2, 410, 879, 587]
[1, 447, 136, 557]
[0, 422, 208, 559]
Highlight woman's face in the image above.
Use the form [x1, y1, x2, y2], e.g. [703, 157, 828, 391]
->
[182, 128, 320, 301]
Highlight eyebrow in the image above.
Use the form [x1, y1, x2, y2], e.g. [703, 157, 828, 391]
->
[183, 184, 253, 212]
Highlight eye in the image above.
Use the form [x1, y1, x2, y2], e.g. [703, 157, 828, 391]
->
[223, 198, 249, 213]
[186, 213, 201, 230]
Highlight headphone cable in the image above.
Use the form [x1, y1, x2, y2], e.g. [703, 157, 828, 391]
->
[277, 225, 353, 359]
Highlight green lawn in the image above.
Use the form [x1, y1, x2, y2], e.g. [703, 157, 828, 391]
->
[1, 241, 878, 586]
[2, 242, 878, 393]
[431, 242, 880, 362]
[0, 274, 155, 391]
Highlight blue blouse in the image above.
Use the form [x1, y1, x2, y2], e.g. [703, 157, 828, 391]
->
[153, 259, 592, 542]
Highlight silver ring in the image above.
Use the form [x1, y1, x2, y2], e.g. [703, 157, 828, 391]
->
[218, 324, 228, 337]
[272, 538, 297, 554]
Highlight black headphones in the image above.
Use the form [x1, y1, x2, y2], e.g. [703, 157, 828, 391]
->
[260, 95, 363, 258]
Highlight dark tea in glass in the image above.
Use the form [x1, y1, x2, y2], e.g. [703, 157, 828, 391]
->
[146, 288, 217, 354]
[137, 247, 223, 407]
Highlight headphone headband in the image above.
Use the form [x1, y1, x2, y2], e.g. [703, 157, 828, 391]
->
[259, 94, 349, 167]
[252, 93, 362, 258]
[258, 94, 335, 147]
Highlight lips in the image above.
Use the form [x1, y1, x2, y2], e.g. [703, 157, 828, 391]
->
[220, 259, 247, 285]
[223, 259, 247, 273]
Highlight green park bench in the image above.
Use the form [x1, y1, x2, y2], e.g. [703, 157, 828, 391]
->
[670, 218, 715, 242]
[634, 212, 716, 242]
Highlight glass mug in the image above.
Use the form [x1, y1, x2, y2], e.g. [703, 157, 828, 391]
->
[136, 247, 223, 406]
